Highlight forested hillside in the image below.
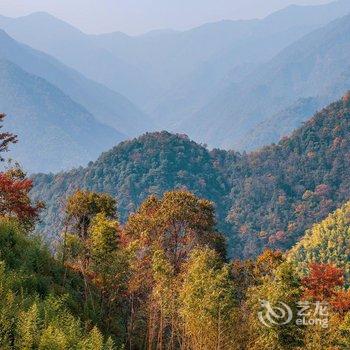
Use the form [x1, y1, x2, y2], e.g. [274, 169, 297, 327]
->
[32, 95, 350, 258]
[0, 219, 117, 349]
[31, 131, 230, 238]
[288, 201, 350, 274]
[4, 1, 350, 349]
[5, 118, 350, 348]
[226, 95, 350, 257]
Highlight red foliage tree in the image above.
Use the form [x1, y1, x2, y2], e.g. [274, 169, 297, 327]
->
[0, 171, 43, 228]
[330, 290, 350, 314]
[0, 114, 42, 228]
[302, 263, 344, 301]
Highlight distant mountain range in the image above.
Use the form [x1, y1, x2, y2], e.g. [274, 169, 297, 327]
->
[0, 28, 154, 173]
[1, 0, 350, 152]
[240, 97, 328, 150]
[31, 95, 350, 258]
[0, 12, 158, 106]
[0, 29, 152, 137]
[186, 10, 350, 149]
[1, 0, 350, 174]
[0, 59, 122, 173]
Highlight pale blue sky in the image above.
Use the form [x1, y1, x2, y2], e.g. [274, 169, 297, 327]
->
[0, 0, 331, 35]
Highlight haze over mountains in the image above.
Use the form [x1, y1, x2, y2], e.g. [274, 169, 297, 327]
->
[0, 0, 350, 172]
[193, 11, 350, 149]
[0, 58, 122, 173]
[0, 27, 152, 172]
[0, 29, 152, 137]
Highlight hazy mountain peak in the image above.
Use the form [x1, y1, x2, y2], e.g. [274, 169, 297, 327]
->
[7, 11, 86, 36]
[25, 11, 54, 18]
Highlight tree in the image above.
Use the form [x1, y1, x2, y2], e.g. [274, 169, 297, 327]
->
[245, 262, 304, 350]
[89, 213, 121, 261]
[0, 113, 17, 161]
[331, 290, 350, 314]
[64, 190, 117, 239]
[343, 90, 350, 106]
[63, 192, 128, 339]
[180, 248, 236, 350]
[88, 213, 129, 322]
[302, 263, 344, 301]
[0, 116, 40, 227]
[255, 249, 284, 278]
[231, 249, 284, 302]
[125, 190, 226, 272]
[301, 263, 350, 315]
[0, 170, 43, 228]
[124, 190, 227, 349]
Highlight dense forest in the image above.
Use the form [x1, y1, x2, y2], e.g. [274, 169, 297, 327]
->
[31, 131, 231, 241]
[32, 94, 350, 258]
[3, 108, 350, 349]
[288, 201, 350, 275]
[225, 94, 350, 257]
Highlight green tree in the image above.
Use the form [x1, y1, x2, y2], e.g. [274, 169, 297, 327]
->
[180, 248, 236, 350]
[245, 262, 303, 350]
[65, 190, 117, 239]
[124, 190, 227, 349]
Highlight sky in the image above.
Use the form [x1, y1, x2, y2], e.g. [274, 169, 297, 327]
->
[0, 0, 332, 35]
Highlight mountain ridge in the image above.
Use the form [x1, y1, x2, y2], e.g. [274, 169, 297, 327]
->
[31, 94, 350, 258]
[0, 28, 152, 137]
[185, 11, 350, 149]
[0, 58, 123, 173]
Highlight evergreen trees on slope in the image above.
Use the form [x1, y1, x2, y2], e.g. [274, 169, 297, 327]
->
[288, 201, 350, 275]
[31, 131, 229, 239]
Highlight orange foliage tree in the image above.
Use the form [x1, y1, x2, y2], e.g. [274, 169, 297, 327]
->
[302, 263, 344, 301]
[302, 263, 350, 314]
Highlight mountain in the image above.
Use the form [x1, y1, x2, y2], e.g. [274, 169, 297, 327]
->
[288, 201, 350, 273]
[0, 29, 151, 137]
[93, 19, 258, 98]
[1, 0, 350, 136]
[31, 95, 350, 258]
[143, 0, 350, 129]
[31, 131, 230, 239]
[0, 12, 157, 105]
[0, 59, 123, 173]
[187, 11, 350, 149]
[225, 95, 350, 258]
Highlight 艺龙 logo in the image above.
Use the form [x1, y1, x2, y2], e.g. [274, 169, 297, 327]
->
[258, 300, 293, 327]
